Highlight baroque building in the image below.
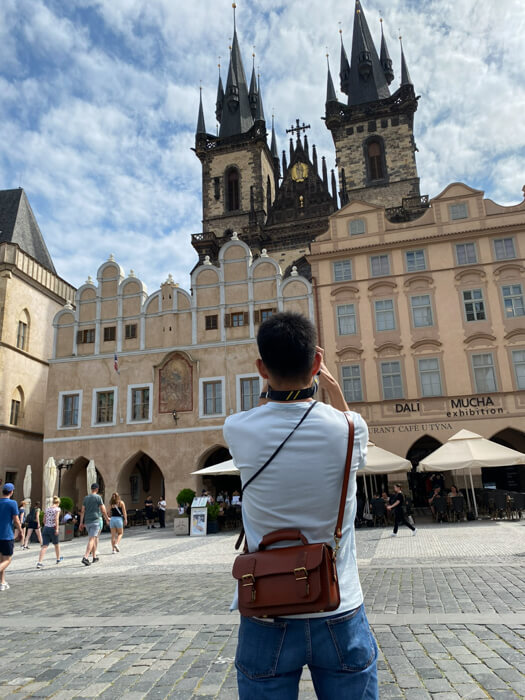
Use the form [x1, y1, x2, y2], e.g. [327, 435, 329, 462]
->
[0, 188, 75, 499]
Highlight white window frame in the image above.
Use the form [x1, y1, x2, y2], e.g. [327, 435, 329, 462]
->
[127, 383, 153, 424]
[236, 374, 263, 413]
[450, 203, 468, 220]
[405, 249, 426, 272]
[462, 289, 486, 322]
[199, 376, 226, 419]
[455, 242, 477, 265]
[341, 365, 363, 403]
[471, 353, 497, 393]
[349, 219, 366, 236]
[332, 259, 352, 282]
[336, 304, 357, 336]
[370, 254, 390, 277]
[91, 387, 118, 427]
[493, 237, 516, 260]
[57, 390, 83, 430]
[511, 349, 525, 390]
[380, 361, 404, 400]
[374, 299, 396, 331]
[411, 294, 433, 328]
[418, 358, 443, 397]
[501, 284, 525, 318]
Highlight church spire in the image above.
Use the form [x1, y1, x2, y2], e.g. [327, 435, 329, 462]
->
[196, 87, 206, 135]
[215, 61, 224, 123]
[399, 36, 413, 86]
[339, 29, 350, 96]
[380, 18, 394, 85]
[218, 7, 254, 138]
[270, 114, 279, 159]
[326, 54, 338, 104]
[347, 0, 390, 106]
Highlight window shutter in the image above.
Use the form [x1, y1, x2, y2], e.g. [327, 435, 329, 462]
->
[254, 310, 261, 324]
[243, 312, 249, 325]
[224, 313, 231, 328]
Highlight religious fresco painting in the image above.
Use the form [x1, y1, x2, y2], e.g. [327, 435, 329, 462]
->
[159, 353, 193, 413]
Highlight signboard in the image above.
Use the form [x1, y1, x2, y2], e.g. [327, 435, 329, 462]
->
[190, 497, 208, 537]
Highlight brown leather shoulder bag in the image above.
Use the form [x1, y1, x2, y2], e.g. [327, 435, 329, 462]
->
[232, 410, 355, 618]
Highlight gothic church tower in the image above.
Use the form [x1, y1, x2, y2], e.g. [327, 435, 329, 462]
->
[325, 0, 426, 219]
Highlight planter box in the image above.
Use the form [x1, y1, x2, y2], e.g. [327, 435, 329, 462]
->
[174, 516, 189, 536]
[59, 522, 74, 542]
[207, 519, 219, 534]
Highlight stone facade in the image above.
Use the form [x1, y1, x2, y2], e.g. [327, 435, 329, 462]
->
[45, 239, 313, 519]
[309, 183, 525, 503]
[0, 242, 75, 500]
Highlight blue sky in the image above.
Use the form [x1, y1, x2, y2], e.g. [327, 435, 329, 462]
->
[0, 0, 524, 295]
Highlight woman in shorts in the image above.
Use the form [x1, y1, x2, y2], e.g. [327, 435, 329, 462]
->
[109, 492, 127, 553]
[36, 496, 63, 568]
[23, 501, 43, 548]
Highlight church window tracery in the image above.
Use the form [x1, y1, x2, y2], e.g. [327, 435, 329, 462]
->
[226, 168, 240, 211]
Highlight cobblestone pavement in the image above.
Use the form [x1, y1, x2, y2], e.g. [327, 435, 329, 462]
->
[1, 520, 524, 699]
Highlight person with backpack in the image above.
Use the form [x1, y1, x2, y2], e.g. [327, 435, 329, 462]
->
[23, 501, 43, 548]
[108, 492, 127, 553]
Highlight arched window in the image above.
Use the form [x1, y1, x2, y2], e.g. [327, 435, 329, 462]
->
[226, 168, 240, 211]
[266, 175, 272, 212]
[17, 309, 30, 351]
[10, 386, 24, 426]
[367, 140, 385, 181]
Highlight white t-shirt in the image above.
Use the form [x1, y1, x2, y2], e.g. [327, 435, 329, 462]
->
[223, 399, 368, 617]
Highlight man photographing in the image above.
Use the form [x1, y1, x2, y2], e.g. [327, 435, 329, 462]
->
[224, 312, 378, 699]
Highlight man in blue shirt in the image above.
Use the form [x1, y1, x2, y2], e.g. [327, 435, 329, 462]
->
[0, 483, 21, 591]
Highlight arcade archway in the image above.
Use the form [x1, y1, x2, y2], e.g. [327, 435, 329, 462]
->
[406, 435, 442, 506]
[59, 456, 106, 509]
[483, 428, 525, 491]
[117, 452, 164, 508]
[196, 445, 240, 499]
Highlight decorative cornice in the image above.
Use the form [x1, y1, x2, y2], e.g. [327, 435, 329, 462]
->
[368, 280, 397, 292]
[404, 275, 434, 287]
[335, 345, 363, 358]
[330, 285, 359, 296]
[375, 342, 403, 354]
[464, 332, 497, 344]
[493, 263, 525, 277]
[504, 328, 525, 340]
[455, 268, 486, 282]
[410, 339, 442, 350]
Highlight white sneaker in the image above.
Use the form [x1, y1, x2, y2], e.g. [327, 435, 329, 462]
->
[412, 529, 417, 536]
[0, 583, 9, 591]
[36, 562, 44, 569]
[390, 533, 397, 537]
[114, 544, 120, 552]
[112, 550, 116, 554]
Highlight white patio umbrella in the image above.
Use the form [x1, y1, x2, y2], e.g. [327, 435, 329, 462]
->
[192, 460, 239, 476]
[23, 465, 32, 510]
[358, 441, 412, 508]
[43, 457, 57, 508]
[418, 429, 525, 518]
[86, 460, 98, 495]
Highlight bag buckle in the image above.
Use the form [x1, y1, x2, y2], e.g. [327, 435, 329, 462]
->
[294, 567, 308, 581]
[242, 573, 256, 601]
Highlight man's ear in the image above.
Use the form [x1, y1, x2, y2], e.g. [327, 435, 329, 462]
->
[311, 351, 322, 376]
[256, 358, 269, 379]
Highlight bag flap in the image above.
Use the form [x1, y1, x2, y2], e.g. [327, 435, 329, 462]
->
[232, 543, 327, 580]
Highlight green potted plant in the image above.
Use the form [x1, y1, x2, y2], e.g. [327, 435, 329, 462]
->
[174, 488, 195, 535]
[206, 502, 221, 534]
[59, 496, 75, 541]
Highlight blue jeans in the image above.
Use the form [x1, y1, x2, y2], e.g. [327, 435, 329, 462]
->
[236, 604, 378, 699]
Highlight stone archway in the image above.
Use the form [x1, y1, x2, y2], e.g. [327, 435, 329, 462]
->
[59, 457, 106, 510]
[483, 428, 525, 491]
[117, 451, 165, 510]
[196, 445, 240, 500]
[406, 435, 443, 506]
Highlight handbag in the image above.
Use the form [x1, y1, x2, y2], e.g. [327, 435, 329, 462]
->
[232, 409, 355, 618]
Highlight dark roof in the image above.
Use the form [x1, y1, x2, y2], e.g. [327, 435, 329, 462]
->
[347, 0, 391, 106]
[400, 39, 413, 86]
[218, 29, 255, 138]
[326, 61, 338, 103]
[0, 188, 56, 273]
[196, 89, 206, 135]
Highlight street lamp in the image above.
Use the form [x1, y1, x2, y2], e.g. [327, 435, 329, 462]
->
[56, 458, 74, 497]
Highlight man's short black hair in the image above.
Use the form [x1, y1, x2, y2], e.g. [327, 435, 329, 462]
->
[257, 312, 317, 382]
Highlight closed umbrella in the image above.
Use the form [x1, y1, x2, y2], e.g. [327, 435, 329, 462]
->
[192, 460, 238, 476]
[86, 460, 98, 495]
[43, 457, 57, 508]
[23, 465, 32, 510]
[418, 429, 525, 518]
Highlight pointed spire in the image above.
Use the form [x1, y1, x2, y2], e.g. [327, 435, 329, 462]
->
[339, 28, 350, 95]
[380, 18, 394, 85]
[322, 156, 328, 187]
[289, 137, 294, 162]
[331, 169, 338, 207]
[218, 10, 254, 138]
[347, 0, 390, 106]
[216, 59, 224, 123]
[312, 144, 318, 174]
[326, 53, 338, 103]
[255, 74, 265, 121]
[282, 149, 288, 173]
[249, 62, 258, 117]
[303, 133, 309, 160]
[270, 115, 279, 158]
[196, 87, 206, 135]
[399, 36, 413, 86]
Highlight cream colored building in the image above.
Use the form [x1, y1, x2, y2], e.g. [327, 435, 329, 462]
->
[44, 239, 312, 517]
[309, 183, 525, 503]
[0, 189, 75, 499]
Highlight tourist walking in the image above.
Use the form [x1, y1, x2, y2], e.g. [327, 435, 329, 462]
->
[144, 495, 155, 528]
[79, 483, 110, 566]
[223, 312, 378, 699]
[387, 484, 417, 536]
[157, 496, 166, 528]
[36, 496, 63, 568]
[15, 500, 26, 543]
[23, 501, 43, 548]
[108, 492, 127, 552]
[0, 483, 21, 591]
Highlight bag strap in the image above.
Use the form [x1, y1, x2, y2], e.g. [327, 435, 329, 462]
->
[241, 401, 317, 496]
[333, 414, 355, 549]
